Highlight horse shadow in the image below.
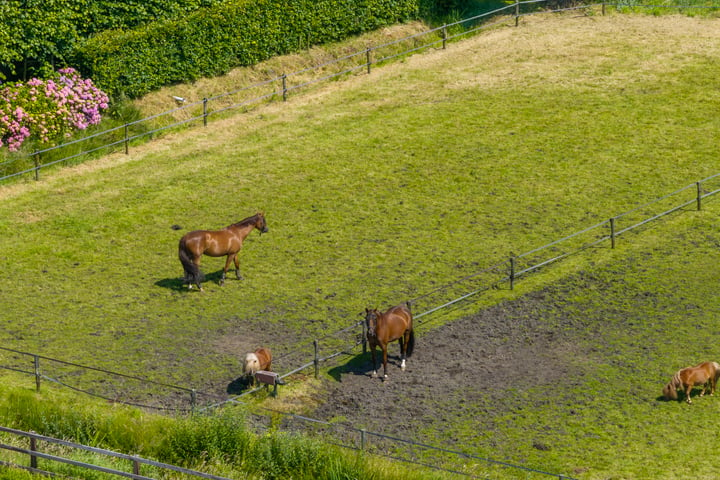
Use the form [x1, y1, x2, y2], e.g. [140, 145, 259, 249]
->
[327, 351, 405, 382]
[227, 376, 253, 394]
[154, 271, 226, 291]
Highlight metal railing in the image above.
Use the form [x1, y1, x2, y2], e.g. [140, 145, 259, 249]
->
[0, 425, 233, 480]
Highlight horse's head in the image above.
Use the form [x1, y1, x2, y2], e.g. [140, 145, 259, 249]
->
[365, 308, 380, 337]
[254, 212, 268, 234]
[662, 382, 678, 401]
[243, 352, 260, 376]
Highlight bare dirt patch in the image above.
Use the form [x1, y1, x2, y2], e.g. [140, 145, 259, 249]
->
[312, 290, 586, 440]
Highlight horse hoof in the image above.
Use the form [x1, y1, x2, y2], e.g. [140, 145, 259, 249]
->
[371, 371, 377, 378]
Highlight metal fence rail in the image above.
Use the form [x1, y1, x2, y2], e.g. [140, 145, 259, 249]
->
[0, 425, 233, 480]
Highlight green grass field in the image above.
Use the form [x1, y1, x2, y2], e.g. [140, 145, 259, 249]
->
[1, 9, 720, 479]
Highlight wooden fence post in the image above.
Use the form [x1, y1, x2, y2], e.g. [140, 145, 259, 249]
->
[203, 98, 208, 127]
[190, 389, 196, 414]
[281, 74, 288, 101]
[509, 256, 516, 290]
[360, 429, 366, 451]
[515, 0, 520, 26]
[29, 432, 38, 469]
[313, 340, 319, 379]
[610, 217, 616, 249]
[442, 25, 447, 49]
[696, 181, 702, 211]
[124, 124, 129, 155]
[34, 355, 41, 392]
[366, 48, 372, 74]
[362, 320, 367, 354]
[33, 153, 40, 181]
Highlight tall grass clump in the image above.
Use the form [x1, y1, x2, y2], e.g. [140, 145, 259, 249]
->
[0, 384, 444, 479]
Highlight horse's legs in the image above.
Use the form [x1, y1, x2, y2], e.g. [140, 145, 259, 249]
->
[369, 346, 378, 377]
[382, 345, 389, 379]
[399, 336, 407, 371]
[685, 384, 693, 404]
[193, 259, 203, 291]
[233, 254, 243, 280]
[220, 255, 235, 286]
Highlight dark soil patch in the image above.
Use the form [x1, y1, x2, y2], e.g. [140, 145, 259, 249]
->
[312, 291, 587, 441]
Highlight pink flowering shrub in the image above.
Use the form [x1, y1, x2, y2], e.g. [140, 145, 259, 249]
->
[0, 68, 109, 152]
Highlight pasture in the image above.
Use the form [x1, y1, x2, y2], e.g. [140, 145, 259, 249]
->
[1, 10, 720, 478]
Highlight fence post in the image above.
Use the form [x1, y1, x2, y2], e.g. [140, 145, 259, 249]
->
[190, 389, 196, 414]
[366, 48, 372, 75]
[360, 429, 366, 451]
[515, 0, 520, 26]
[29, 432, 38, 469]
[203, 98, 208, 127]
[34, 355, 41, 392]
[281, 74, 288, 102]
[124, 124, 129, 155]
[602, 2, 606, 15]
[442, 25, 447, 49]
[610, 217, 616, 249]
[33, 153, 40, 181]
[133, 457, 140, 476]
[509, 256, 516, 290]
[696, 181, 702, 211]
[362, 320, 367, 354]
[313, 340, 319, 379]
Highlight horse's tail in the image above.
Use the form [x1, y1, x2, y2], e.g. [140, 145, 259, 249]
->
[405, 329, 415, 358]
[178, 237, 202, 284]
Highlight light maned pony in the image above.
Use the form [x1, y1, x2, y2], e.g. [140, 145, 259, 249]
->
[662, 361, 720, 403]
[365, 304, 415, 380]
[178, 212, 268, 291]
[242, 348, 272, 387]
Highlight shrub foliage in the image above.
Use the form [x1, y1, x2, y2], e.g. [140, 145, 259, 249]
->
[73, 0, 419, 98]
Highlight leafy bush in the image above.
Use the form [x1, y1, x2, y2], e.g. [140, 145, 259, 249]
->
[0, 68, 109, 151]
[0, 0, 227, 81]
[74, 0, 419, 98]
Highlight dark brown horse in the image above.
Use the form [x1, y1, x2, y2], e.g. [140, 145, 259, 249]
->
[178, 212, 268, 291]
[365, 304, 415, 380]
[663, 361, 720, 403]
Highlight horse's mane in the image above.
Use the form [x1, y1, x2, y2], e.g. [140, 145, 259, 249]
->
[232, 212, 263, 227]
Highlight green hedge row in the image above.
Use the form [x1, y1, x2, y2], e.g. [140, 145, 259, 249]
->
[74, 0, 419, 99]
[0, 0, 227, 81]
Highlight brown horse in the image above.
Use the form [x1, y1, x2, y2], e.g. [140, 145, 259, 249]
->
[178, 212, 268, 291]
[662, 361, 720, 403]
[365, 304, 415, 380]
[242, 347, 272, 387]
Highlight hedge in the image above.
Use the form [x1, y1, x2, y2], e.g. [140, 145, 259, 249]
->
[73, 0, 419, 99]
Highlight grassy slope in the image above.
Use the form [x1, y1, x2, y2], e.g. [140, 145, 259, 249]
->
[0, 11, 720, 478]
[419, 203, 720, 479]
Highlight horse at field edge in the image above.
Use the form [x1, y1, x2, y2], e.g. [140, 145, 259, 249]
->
[365, 304, 415, 380]
[242, 347, 273, 387]
[178, 212, 268, 291]
[662, 361, 720, 403]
